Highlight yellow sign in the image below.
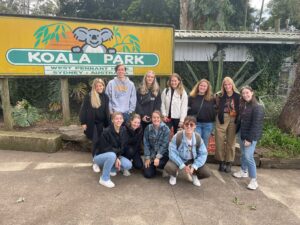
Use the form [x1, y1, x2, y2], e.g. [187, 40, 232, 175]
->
[0, 15, 174, 76]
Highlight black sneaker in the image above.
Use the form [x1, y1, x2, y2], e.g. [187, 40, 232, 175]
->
[218, 161, 226, 172]
[225, 162, 232, 173]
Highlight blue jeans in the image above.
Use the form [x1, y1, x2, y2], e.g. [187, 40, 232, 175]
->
[239, 134, 257, 179]
[195, 122, 214, 148]
[93, 152, 132, 181]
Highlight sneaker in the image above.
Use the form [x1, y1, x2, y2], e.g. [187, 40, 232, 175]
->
[110, 171, 117, 176]
[247, 179, 258, 190]
[192, 175, 201, 187]
[233, 170, 249, 178]
[92, 163, 101, 173]
[123, 170, 131, 177]
[99, 178, 115, 188]
[169, 175, 177, 185]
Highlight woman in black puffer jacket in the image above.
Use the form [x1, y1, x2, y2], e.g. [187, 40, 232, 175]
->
[232, 86, 264, 190]
[123, 114, 144, 172]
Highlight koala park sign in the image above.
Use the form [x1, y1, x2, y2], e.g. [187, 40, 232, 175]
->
[0, 15, 174, 76]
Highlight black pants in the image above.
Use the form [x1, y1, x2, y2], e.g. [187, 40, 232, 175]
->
[92, 124, 104, 157]
[123, 146, 143, 169]
[166, 118, 180, 134]
[143, 155, 169, 178]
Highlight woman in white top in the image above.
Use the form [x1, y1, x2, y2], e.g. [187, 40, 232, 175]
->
[161, 73, 188, 134]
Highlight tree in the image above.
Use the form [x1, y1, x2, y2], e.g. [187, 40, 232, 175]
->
[278, 48, 300, 136]
[265, 0, 300, 30]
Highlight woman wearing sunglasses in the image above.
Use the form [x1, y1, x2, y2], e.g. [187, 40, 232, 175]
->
[165, 116, 211, 186]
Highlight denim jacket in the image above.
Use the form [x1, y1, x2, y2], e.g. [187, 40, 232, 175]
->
[143, 122, 170, 160]
[169, 131, 207, 170]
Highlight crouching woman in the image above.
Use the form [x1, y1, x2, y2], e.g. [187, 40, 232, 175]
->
[165, 116, 211, 187]
[93, 112, 132, 188]
[143, 110, 170, 178]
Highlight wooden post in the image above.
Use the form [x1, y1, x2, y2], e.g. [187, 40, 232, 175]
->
[0, 78, 13, 130]
[60, 78, 70, 125]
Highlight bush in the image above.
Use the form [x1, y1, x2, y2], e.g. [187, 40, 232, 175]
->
[259, 95, 286, 124]
[12, 99, 41, 127]
[259, 123, 300, 158]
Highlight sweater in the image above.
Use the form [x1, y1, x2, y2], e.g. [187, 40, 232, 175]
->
[188, 95, 216, 123]
[105, 77, 136, 114]
[135, 89, 161, 118]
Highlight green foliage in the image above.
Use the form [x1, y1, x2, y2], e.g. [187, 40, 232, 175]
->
[70, 82, 88, 103]
[259, 123, 300, 158]
[12, 99, 41, 127]
[112, 26, 141, 52]
[33, 23, 72, 48]
[260, 95, 286, 124]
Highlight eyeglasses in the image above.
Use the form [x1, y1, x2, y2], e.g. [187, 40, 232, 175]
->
[184, 122, 195, 127]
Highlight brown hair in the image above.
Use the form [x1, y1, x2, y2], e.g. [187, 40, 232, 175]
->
[240, 86, 258, 105]
[111, 112, 123, 121]
[189, 79, 213, 101]
[128, 113, 141, 127]
[114, 64, 126, 72]
[167, 73, 185, 96]
[151, 110, 162, 119]
[183, 116, 197, 125]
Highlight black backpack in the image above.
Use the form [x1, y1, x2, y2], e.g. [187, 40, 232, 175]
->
[176, 130, 202, 150]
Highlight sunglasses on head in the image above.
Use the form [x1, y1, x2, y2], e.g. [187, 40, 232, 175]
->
[184, 122, 195, 127]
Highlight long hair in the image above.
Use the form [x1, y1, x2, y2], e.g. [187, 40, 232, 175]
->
[91, 78, 105, 108]
[139, 70, 160, 96]
[220, 76, 239, 96]
[189, 79, 213, 101]
[127, 113, 141, 128]
[167, 73, 185, 96]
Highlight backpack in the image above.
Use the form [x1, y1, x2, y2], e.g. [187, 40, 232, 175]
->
[176, 130, 202, 150]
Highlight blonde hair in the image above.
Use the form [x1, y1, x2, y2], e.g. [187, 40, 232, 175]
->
[220, 76, 239, 96]
[139, 70, 160, 96]
[91, 78, 105, 108]
[189, 79, 213, 101]
[167, 73, 185, 96]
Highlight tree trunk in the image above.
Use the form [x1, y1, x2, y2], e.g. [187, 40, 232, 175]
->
[61, 78, 70, 125]
[278, 49, 300, 136]
[0, 78, 13, 130]
[180, 0, 189, 29]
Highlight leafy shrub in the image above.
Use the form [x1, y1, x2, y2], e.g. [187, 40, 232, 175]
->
[12, 99, 41, 127]
[259, 123, 300, 158]
[259, 95, 286, 124]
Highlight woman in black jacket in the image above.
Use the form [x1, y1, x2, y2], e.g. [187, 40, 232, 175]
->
[188, 79, 216, 148]
[135, 70, 161, 130]
[79, 78, 110, 173]
[232, 86, 264, 190]
[94, 112, 132, 188]
[123, 114, 144, 173]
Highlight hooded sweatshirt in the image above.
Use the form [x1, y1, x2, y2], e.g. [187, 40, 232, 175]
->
[105, 77, 137, 114]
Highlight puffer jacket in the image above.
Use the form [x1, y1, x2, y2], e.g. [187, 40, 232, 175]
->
[239, 102, 264, 142]
[143, 122, 170, 160]
[94, 124, 128, 157]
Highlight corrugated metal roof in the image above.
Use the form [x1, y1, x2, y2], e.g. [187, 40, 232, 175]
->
[175, 30, 300, 44]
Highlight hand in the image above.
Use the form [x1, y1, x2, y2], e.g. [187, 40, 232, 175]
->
[144, 159, 151, 168]
[115, 158, 121, 171]
[178, 121, 183, 128]
[244, 140, 251, 147]
[163, 117, 169, 123]
[82, 124, 87, 130]
[154, 158, 160, 167]
[184, 165, 191, 174]
[190, 166, 194, 175]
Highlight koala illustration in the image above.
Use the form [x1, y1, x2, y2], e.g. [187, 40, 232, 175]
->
[71, 27, 116, 54]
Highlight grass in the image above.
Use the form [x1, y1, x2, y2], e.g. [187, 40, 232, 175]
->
[259, 123, 300, 159]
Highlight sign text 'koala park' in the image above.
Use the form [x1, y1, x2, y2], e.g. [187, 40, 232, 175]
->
[0, 15, 174, 76]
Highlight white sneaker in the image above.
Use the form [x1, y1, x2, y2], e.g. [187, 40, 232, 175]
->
[123, 170, 131, 177]
[92, 163, 101, 173]
[233, 170, 248, 178]
[169, 175, 177, 186]
[192, 175, 201, 187]
[247, 179, 258, 190]
[99, 178, 115, 188]
[110, 171, 117, 176]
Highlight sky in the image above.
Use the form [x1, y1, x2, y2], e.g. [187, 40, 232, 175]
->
[250, 0, 271, 10]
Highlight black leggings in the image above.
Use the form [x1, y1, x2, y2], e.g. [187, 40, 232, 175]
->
[166, 118, 180, 134]
[123, 146, 143, 169]
[143, 155, 169, 178]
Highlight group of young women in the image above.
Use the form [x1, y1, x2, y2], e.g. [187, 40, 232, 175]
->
[79, 64, 264, 190]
